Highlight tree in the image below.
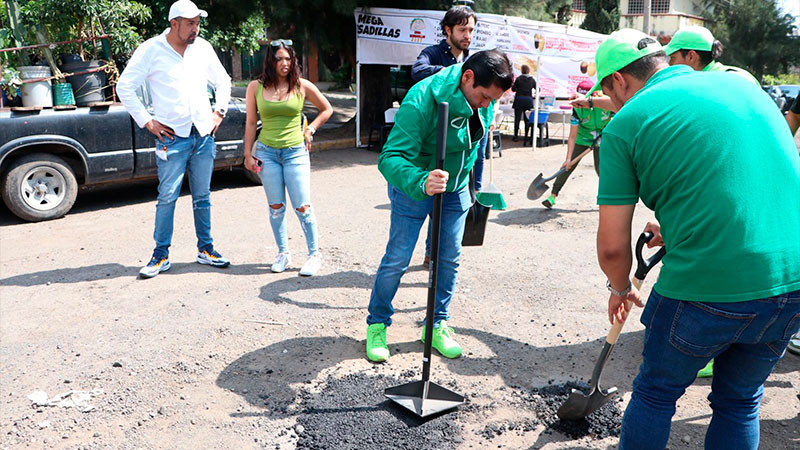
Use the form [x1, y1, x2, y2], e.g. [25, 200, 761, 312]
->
[705, 0, 800, 81]
[475, 0, 572, 24]
[580, 0, 619, 34]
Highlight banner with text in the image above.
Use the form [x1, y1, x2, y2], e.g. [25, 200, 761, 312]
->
[355, 8, 607, 98]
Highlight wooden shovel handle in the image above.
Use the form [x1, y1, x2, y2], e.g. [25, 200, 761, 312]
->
[567, 145, 594, 167]
[606, 277, 644, 345]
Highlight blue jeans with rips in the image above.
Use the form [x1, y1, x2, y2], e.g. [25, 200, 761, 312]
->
[367, 184, 471, 328]
[153, 127, 216, 258]
[620, 289, 800, 450]
[253, 142, 318, 256]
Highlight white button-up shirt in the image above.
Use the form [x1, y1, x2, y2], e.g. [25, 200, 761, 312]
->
[117, 29, 231, 138]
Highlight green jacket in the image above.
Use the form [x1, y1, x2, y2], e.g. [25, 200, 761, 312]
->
[378, 63, 495, 201]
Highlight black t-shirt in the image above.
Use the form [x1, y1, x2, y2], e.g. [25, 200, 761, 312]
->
[791, 95, 800, 115]
[512, 74, 536, 97]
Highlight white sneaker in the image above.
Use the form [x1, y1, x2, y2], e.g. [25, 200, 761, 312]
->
[299, 254, 322, 276]
[788, 332, 800, 356]
[270, 252, 291, 273]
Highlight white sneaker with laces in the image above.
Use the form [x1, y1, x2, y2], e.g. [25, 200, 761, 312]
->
[299, 254, 322, 276]
[271, 252, 291, 273]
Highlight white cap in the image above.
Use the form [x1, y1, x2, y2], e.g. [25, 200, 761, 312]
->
[168, 0, 208, 20]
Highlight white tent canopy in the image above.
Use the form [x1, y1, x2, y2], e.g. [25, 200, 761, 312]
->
[354, 7, 608, 148]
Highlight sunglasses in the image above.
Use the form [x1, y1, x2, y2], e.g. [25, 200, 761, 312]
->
[270, 39, 293, 47]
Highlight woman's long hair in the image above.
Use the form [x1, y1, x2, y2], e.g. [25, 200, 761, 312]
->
[258, 43, 301, 91]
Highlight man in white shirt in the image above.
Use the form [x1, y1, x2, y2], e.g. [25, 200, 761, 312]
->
[117, 0, 232, 278]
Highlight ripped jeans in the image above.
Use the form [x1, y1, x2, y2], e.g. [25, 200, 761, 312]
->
[254, 142, 318, 256]
[153, 126, 216, 258]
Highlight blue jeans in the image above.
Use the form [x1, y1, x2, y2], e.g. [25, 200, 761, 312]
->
[620, 289, 800, 450]
[253, 142, 318, 256]
[425, 136, 485, 257]
[367, 184, 471, 327]
[153, 127, 216, 258]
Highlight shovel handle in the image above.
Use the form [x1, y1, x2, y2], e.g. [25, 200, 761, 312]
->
[541, 146, 595, 182]
[605, 232, 666, 345]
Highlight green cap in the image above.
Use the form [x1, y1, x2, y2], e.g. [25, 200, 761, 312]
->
[663, 26, 714, 56]
[587, 28, 663, 95]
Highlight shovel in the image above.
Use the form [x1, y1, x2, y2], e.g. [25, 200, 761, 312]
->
[556, 231, 666, 421]
[526, 145, 594, 200]
[384, 101, 465, 418]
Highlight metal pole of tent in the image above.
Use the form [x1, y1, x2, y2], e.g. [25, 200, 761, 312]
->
[356, 62, 361, 147]
[532, 51, 541, 153]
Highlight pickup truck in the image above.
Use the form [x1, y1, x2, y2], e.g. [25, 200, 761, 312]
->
[0, 86, 255, 222]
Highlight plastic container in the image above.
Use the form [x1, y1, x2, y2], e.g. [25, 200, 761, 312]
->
[19, 65, 53, 108]
[53, 82, 76, 106]
[61, 60, 106, 106]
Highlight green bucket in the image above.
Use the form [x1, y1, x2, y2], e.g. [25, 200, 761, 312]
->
[53, 82, 76, 106]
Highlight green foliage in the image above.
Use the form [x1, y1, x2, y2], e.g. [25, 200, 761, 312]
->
[705, 0, 800, 81]
[580, 0, 619, 34]
[474, 0, 572, 23]
[762, 73, 800, 86]
[19, 0, 151, 58]
[205, 13, 267, 54]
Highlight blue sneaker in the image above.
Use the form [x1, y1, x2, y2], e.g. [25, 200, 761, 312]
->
[197, 248, 230, 268]
[139, 254, 170, 278]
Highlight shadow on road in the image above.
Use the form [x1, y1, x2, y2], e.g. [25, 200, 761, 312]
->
[0, 261, 275, 286]
[217, 325, 800, 448]
[257, 269, 426, 311]
[492, 207, 598, 227]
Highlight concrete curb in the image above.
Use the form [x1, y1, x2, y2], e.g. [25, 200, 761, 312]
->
[310, 135, 370, 153]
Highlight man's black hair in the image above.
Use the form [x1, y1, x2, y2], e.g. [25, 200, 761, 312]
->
[678, 40, 723, 67]
[462, 49, 513, 91]
[601, 51, 668, 91]
[440, 6, 477, 36]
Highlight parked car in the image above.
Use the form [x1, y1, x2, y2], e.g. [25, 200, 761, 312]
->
[762, 85, 787, 111]
[0, 85, 254, 222]
[778, 84, 799, 111]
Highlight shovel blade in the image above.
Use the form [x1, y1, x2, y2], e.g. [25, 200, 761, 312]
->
[527, 174, 549, 200]
[385, 380, 465, 418]
[556, 385, 618, 421]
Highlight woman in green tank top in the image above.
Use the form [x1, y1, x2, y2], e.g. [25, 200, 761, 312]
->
[243, 41, 333, 276]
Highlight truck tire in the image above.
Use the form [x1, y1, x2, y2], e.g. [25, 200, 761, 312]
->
[1, 153, 78, 222]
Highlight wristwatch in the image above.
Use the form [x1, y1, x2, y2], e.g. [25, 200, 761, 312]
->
[215, 109, 227, 118]
[588, 96, 594, 108]
[606, 280, 632, 297]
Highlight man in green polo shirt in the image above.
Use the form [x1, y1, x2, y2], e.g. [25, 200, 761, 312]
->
[591, 29, 800, 450]
[664, 26, 758, 84]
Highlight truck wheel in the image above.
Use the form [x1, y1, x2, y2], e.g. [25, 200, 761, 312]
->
[1, 153, 78, 222]
[241, 166, 262, 185]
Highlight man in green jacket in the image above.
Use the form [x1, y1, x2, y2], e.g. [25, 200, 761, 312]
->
[365, 49, 513, 362]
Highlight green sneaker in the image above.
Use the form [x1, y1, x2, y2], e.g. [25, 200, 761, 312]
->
[366, 323, 389, 362]
[421, 321, 462, 359]
[697, 359, 714, 378]
[542, 195, 555, 209]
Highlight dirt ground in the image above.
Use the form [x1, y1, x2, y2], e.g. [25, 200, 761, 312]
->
[1, 136, 799, 449]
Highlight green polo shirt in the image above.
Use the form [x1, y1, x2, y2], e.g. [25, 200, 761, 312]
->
[571, 107, 613, 146]
[702, 60, 759, 86]
[598, 65, 800, 302]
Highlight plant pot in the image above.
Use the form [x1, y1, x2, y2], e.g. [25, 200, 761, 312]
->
[61, 60, 106, 106]
[53, 82, 76, 106]
[19, 66, 53, 108]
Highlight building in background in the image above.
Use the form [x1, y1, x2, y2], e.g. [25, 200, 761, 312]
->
[570, 0, 708, 37]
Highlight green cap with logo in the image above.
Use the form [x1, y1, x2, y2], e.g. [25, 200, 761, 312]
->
[663, 26, 714, 56]
[587, 28, 663, 95]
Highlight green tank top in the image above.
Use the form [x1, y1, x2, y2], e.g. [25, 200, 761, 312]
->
[256, 82, 305, 148]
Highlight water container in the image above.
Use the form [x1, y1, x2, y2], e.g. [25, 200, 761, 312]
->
[19, 65, 53, 108]
[61, 60, 107, 106]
